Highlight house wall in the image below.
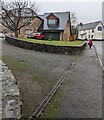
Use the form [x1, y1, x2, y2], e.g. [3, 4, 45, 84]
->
[78, 22, 103, 40]
[78, 30, 88, 39]
[94, 22, 103, 39]
[103, 28, 104, 39]
[19, 17, 41, 38]
[62, 20, 71, 41]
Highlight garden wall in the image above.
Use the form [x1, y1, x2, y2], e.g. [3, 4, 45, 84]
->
[1, 60, 22, 119]
[5, 36, 86, 55]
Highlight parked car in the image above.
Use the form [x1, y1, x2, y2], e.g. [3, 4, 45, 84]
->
[0, 33, 5, 38]
[27, 32, 44, 39]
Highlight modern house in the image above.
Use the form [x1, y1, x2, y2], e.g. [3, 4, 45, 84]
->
[78, 21, 104, 40]
[1, 17, 41, 38]
[0, 16, 41, 37]
[1, 8, 41, 37]
[1, 11, 71, 41]
[38, 12, 71, 41]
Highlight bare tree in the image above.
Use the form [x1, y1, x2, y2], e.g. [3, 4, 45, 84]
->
[70, 12, 77, 26]
[1, 0, 38, 37]
[70, 12, 77, 35]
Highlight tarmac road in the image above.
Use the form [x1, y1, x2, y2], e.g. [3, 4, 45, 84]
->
[1, 38, 77, 118]
[42, 45, 102, 118]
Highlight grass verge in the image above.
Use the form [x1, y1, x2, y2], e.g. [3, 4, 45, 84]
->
[19, 38, 84, 47]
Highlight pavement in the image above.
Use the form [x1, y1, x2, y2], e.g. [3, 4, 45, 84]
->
[43, 45, 102, 118]
[93, 41, 104, 71]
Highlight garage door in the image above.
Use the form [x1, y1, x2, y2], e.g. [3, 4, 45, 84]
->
[44, 32, 60, 40]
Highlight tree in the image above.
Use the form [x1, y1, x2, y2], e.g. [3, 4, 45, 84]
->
[70, 12, 77, 26]
[70, 12, 77, 35]
[1, 0, 38, 37]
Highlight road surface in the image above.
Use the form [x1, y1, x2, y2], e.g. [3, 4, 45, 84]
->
[1, 38, 102, 118]
[1, 38, 76, 118]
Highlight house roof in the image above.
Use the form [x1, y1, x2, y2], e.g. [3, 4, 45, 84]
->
[78, 21, 103, 31]
[39, 12, 70, 31]
[46, 13, 59, 19]
[38, 15, 44, 20]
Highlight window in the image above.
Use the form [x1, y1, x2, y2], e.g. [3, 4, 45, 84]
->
[25, 29, 32, 35]
[48, 19, 56, 24]
[89, 35, 90, 38]
[91, 35, 93, 38]
[98, 26, 102, 31]
[92, 29, 94, 33]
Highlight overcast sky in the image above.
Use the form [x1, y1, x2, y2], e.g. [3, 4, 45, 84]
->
[37, 0, 103, 24]
[3, 0, 104, 24]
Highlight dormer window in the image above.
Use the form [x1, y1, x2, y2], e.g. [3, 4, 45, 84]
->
[46, 13, 59, 28]
[49, 19, 56, 25]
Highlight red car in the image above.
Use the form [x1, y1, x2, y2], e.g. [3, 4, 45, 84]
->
[27, 32, 44, 39]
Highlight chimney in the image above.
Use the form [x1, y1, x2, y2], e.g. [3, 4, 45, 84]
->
[80, 23, 83, 26]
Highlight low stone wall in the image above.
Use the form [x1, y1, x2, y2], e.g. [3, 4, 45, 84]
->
[0, 60, 22, 119]
[5, 36, 86, 55]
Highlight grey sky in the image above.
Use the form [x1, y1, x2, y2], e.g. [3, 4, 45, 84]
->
[37, 1, 103, 24]
[3, 0, 103, 24]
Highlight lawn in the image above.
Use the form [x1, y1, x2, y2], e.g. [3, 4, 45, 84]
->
[19, 38, 84, 47]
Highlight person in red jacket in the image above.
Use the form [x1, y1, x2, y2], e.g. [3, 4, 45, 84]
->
[88, 39, 93, 48]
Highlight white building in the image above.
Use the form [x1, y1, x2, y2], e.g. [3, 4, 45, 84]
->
[78, 21, 104, 40]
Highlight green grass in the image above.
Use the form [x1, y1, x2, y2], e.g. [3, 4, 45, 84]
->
[41, 89, 62, 118]
[2, 56, 29, 71]
[19, 38, 84, 47]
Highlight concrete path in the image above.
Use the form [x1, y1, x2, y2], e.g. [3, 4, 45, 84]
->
[42, 45, 102, 118]
[93, 41, 102, 60]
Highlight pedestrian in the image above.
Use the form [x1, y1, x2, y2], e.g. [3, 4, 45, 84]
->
[88, 39, 93, 49]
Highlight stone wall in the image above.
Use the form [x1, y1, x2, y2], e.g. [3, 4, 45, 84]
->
[19, 17, 42, 38]
[0, 60, 22, 119]
[5, 36, 86, 55]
